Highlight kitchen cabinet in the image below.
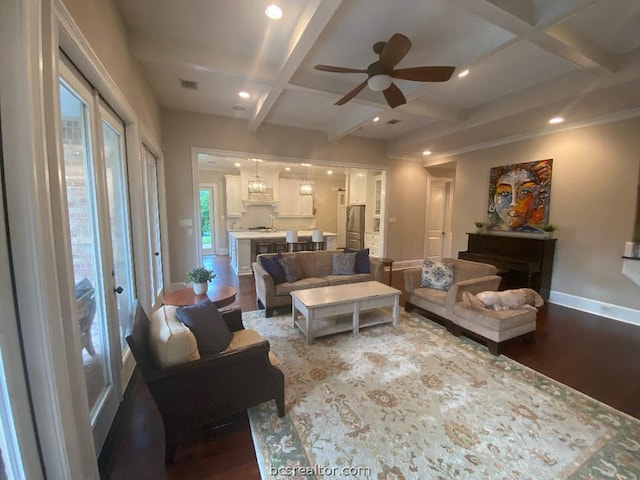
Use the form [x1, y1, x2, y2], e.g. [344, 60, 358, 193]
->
[224, 175, 244, 217]
[278, 179, 313, 217]
[348, 170, 367, 205]
[365, 232, 381, 258]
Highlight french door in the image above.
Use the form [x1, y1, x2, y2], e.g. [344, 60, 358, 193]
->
[58, 58, 135, 452]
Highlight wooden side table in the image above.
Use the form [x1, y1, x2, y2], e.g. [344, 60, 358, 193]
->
[375, 257, 393, 285]
[163, 284, 237, 308]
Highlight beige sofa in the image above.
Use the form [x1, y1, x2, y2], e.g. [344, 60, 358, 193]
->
[404, 258, 501, 326]
[253, 250, 384, 317]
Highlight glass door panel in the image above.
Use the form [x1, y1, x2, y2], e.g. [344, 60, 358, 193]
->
[59, 82, 111, 415]
[100, 107, 135, 355]
[143, 145, 163, 306]
[200, 187, 214, 255]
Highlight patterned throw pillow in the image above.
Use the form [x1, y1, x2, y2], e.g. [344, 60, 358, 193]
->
[421, 260, 454, 291]
[332, 252, 357, 275]
[278, 255, 303, 283]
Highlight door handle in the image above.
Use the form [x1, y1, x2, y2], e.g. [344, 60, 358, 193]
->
[114, 286, 124, 294]
[154, 252, 160, 256]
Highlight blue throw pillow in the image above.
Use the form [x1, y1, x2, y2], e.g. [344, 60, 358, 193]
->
[260, 253, 286, 285]
[343, 247, 371, 274]
[176, 299, 233, 356]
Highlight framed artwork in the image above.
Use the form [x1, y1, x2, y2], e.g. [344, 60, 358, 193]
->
[487, 159, 553, 232]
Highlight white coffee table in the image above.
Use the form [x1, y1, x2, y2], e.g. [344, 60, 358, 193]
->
[290, 281, 401, 345]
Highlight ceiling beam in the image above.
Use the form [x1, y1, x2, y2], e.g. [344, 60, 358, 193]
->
[247, 0, 344, 132]
[451, 0, 616, 74]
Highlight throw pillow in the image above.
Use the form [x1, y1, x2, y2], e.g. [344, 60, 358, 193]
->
[176, 299, 233, 356]
[332, 252, 356, 275]
[278, 255, 303, 283]
[260, 253, 286, 284]
[421, 260, 454, 291]
[343, 247, 371, 274]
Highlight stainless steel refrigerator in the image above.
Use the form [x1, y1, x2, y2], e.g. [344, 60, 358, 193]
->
[346, 205, 365, 250]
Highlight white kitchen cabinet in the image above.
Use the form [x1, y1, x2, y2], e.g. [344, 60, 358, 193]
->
[278, 179, 313, 217]
[224, 175, 244, 217]
[348, 170, 367, 205]
[365, 232, 381, 258]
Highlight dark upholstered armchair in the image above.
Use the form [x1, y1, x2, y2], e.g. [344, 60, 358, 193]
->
[126, 303, 285, 464]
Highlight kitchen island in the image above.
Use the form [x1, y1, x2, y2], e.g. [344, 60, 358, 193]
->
[228, 230, 338, 275]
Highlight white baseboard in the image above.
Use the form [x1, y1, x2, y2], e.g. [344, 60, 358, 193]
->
[548, 291, 640, 327]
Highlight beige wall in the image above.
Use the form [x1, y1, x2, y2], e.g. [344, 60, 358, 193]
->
[161, 108, 388, 279]
[448, 118, 640, 310]
[62, 0, 161, 140]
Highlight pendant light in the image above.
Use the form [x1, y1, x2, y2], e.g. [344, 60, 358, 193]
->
[299, 163, 314, 196]
[248, 158, 267, 195]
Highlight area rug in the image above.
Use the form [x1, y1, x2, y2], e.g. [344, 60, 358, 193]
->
[243, 309, 640, 479]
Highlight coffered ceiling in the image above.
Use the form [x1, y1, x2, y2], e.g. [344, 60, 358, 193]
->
[115, 0, 640, 161]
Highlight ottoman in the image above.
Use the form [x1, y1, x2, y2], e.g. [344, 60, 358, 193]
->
[452, 302, 537, 355]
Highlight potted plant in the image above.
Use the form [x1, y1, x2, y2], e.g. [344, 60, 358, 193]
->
[474, 221, 486, 233]
[185, 267, 216, 295]
[541, 224, 557, 238]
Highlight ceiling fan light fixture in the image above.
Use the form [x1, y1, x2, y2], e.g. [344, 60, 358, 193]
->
[458, 69, 469, 78]
[367, 74, 392, 92]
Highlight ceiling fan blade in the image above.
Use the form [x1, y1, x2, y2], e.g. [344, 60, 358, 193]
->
[392, 66, 456, 82]
[335, 80, 368, 105]
[383, 83, 406, 108]
[315, 64, 367, 74]
[379, 33, 412, 71]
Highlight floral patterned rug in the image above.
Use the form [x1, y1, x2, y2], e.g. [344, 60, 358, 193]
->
[243, 308, 640, 479]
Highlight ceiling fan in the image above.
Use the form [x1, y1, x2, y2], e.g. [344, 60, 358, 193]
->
[314, 33, 455, 108]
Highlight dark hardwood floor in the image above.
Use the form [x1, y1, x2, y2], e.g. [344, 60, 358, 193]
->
[100, 256, 640, 479]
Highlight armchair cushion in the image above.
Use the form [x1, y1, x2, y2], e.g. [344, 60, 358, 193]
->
[279, 255, 303, 283]
[421, 260, 454, 291]
[225, 329, 281, 366]
[176, 300, 233, 356]
[343, 247, 371, 274]
[260, 252, 286, 285]
[150, 305, 200, 368]
[332, 252, 356, 275]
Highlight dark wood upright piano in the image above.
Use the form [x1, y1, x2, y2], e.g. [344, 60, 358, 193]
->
[458, 233, 556, 300]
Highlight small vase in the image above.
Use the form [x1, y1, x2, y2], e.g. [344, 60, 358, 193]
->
[193, 282, 208, 295]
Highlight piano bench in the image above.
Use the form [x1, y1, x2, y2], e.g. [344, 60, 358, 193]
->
[451, 303, 536, 355]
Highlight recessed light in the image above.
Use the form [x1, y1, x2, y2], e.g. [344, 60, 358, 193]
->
[422, 150, 432, 156]
[251, 158, 263, 162]
[265, 4, 282, 19]
[301, 163, 312, 167]
[373, 116, 380, 123]
[238, 91, 250, 99]
[458, 69, 469, 78]
[234, 162, 241, 167]
[284, 167, 291, 171]
[549, 116, 564, 125]
[327, 170, 333, 175]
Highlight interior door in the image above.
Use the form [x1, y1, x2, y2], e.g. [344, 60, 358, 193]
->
[424, 178, 453, 261]
[142, 145, 164, 308]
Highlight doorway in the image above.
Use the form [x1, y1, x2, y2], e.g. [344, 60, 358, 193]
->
[199, 184, 218, 255]
[336, 190, 346, 248]
[424, 177, 454, 261]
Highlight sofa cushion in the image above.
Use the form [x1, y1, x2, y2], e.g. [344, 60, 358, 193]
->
[332, 252, 356, 275]
[294, 252, 320, 278]
[275, 277, 330, 296]
[343, 247, 371, 274]
[260, 253, 286, 284]
[225, 329, 280, 366]
[149, 305, 200, 368]
[412, 287, 448, 306]
[421, 260, 454, 291]
[278, 255, 303, 283]
[326, 273, 374, 286]
[313, 251, 334, 277]
[176, 299, 233, 356]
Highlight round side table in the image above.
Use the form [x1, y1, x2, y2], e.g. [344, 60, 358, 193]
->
[163, 284, 237, 308]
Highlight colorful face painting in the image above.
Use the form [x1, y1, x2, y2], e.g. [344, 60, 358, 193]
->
[487, 159, 552, 232]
